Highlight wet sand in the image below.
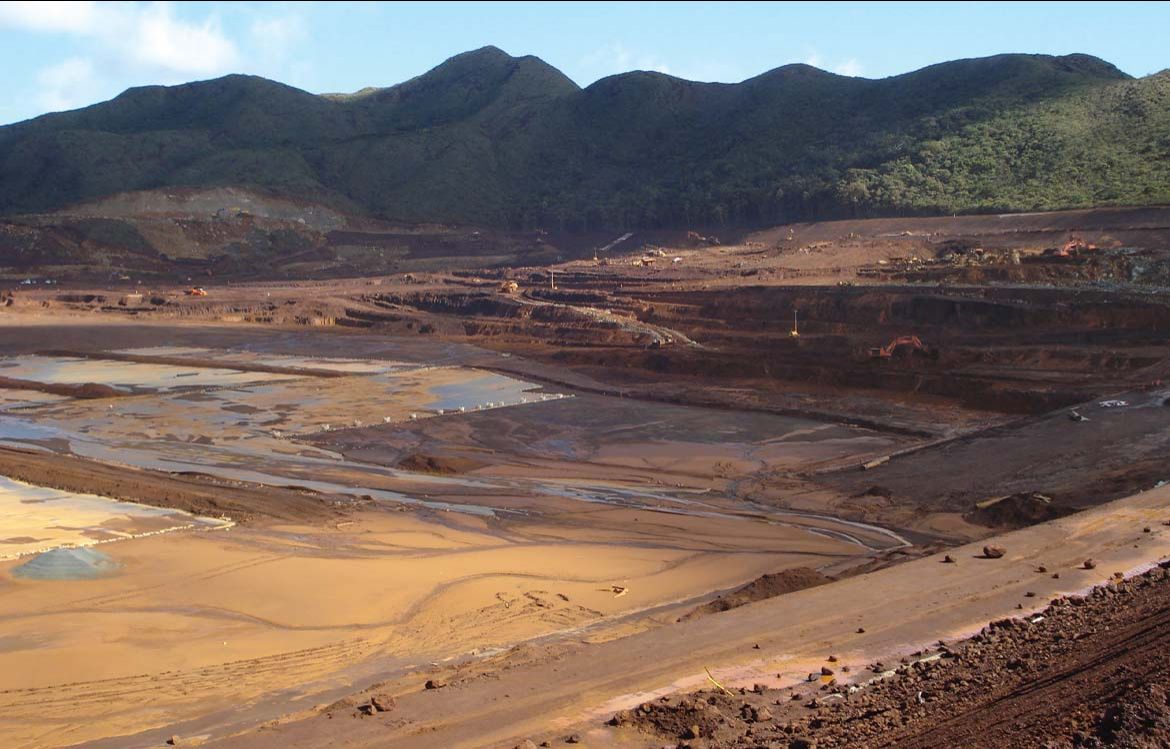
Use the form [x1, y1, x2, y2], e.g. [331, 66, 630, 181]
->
[0, 504, 860, 749]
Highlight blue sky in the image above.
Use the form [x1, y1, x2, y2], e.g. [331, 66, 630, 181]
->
[1, 1, 1167, 125]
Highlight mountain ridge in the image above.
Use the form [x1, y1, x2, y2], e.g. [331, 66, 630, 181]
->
[1, 47, 1166, 229]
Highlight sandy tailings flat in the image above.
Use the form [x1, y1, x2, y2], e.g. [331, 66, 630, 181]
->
[0, 504, 861, 749]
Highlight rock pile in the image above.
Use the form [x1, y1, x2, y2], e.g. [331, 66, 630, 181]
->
[605, 561, 1170, 748]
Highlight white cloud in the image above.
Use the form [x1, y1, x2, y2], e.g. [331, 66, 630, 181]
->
[804, 53, 823, 68]
[4, 2, 319, 121]
[36, 56, 97, 111]
[1, 1, 239, 75]
[0, 1, 99, 33]
[834, 58, 864, 77]
[130, 3, 238, 74]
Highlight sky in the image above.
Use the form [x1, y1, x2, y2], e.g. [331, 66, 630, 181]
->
[1, 1, 1168, 125]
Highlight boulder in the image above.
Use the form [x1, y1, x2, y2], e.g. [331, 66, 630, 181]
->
[370, 693, 396, 712]
[608, 709, 633, 726]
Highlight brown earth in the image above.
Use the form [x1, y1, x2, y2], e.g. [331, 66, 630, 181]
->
[0, 186, 711, 283]
[611, 561, 1170, 749]
[206, 484, 1170, 749]
[394, 452, 489, 474]
[822, 389, 1170, 519]
[0, 445, 348, 522]
[0, 374, 124, 399]
[679, 568, 832, 621]
[962, 492, 1074, 529]
[0, 204, 1169, 748]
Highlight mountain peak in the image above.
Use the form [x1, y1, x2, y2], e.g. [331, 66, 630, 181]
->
[452, 45, 512, 62]
[426, 45, 576, 89]
[745, 63, 844, 85]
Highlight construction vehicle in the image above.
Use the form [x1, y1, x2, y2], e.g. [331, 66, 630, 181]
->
[1049, 235, 1098, 258]
[869, 335, 936, 359]
[498, 280, 519, 295]
[789, 310, 800, 338]
[184, 287, 208, 297]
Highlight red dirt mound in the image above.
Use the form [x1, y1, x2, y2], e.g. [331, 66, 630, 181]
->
[395, 453, 487, 475]
[965, 492, 1073, 530]
[680, 568, 832, 621]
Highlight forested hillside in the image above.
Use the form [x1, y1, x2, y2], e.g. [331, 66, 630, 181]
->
[2, 47, 1167, 229]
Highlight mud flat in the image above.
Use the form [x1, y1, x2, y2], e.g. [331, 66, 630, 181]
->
[0, 354, 301, 392]
[0, 388, 69, 410]
[0, 318, 906, 749]
[0, 503, 864, 749]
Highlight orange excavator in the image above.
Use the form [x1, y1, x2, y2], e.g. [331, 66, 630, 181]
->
[869, 335, 935, 359]
[1050, 235, 1098, 258]
[184, 287, 208, 297]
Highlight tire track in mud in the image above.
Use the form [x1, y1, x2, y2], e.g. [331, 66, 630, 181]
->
[0, 553, 292, 618]
[0, 637, 371, 709]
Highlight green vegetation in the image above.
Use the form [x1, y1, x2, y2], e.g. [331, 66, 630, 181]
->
[1, 47, 1167, 229]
